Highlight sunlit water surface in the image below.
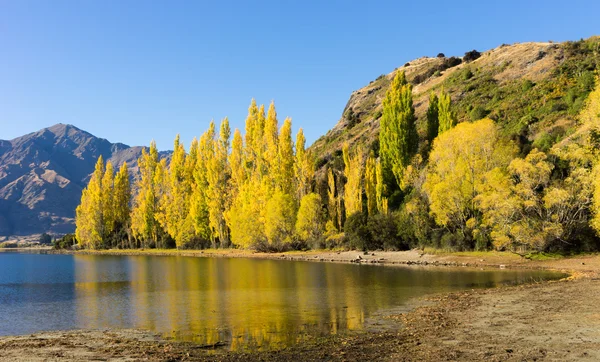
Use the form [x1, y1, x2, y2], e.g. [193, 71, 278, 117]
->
[0, 251, 564, 350]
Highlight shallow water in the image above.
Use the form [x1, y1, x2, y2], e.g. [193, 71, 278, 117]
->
[0, 252, 563, 350]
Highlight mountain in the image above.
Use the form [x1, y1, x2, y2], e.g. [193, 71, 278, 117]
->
[0, 124, 168, 236]
[309, 37, 600, 173]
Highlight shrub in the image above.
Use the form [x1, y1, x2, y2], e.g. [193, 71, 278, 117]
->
[462, 67, 474, 80]
[521, 79, 534, 92]
[463, 50, 481, 62]
[367, 213, 404, 250]
[469, 105, 487, 121]
[437, 53, 445, 58]
[344, 212, 369, 251]
[53, 234, 77, 250]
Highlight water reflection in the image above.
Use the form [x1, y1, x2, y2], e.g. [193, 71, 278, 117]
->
[67, 255, 562, 350]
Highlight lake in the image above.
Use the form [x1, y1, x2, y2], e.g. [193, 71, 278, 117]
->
[0, 251, 564, 351]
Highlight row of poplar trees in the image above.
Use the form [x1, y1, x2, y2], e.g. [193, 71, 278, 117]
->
[76, 100, 324, 250]
[75, 70, 459, 250]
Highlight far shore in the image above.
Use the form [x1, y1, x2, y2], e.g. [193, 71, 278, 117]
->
[47, 247, 600, 275]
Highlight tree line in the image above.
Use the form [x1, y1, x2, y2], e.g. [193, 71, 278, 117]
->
[76, 72, 600, 253]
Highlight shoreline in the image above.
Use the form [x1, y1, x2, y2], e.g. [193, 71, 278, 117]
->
[47, 247, 600, 275]
[4, 249, 600, 360]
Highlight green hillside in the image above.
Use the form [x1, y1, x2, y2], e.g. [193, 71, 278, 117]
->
[310, 37, 600, 170]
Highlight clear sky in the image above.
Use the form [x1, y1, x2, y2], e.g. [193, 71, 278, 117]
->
[1, 1, 598, 150]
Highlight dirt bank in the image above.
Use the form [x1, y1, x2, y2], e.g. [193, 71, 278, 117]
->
[52, 247, 600, 273]
[3, 251, 600, 361]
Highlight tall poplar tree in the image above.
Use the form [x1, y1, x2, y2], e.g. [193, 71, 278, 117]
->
[76, 156, 105, 249]
[131, 141, 161, 247]
[365, 152, 377, 216]
[375, 159, 388, 214]
[327, 168, 339, 230]
[438, 90, 457, 134]
[343, 143, 364, 217]
[426, 91, 439, 144]
[101, 161, 115, 245]
[295, 128, 312, 201]
[190, 124, 214, 244]
[207, 118, 231, 247]
[379, 71, 417, 190]
[113, 162, 131, 246]
[278, 118, 295, 196]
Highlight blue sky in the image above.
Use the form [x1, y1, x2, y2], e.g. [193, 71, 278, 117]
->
[1, 1, 598, 150]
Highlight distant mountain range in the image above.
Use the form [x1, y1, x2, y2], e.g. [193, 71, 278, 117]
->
[0, 124, 169, 236]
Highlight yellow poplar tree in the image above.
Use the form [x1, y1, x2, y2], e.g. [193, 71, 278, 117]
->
[264, 101, 280, 189]
[278, 118, 295, 196]
[101, 161, 115, 243]
[295, 128, 313, 202]
[76, 156, 105, 249]
[296, 193, 325, 244]
[375, 158, 388, 214]
[190, 123, 214, 243]
[327, 168, 339, 229]
[131, 141, 161, 247]
[159, 135, 193, 247]
[207, 118, 231, 247]
[365, 152, 377, 216]
[113, 162, 131, 246]
[343, 143, 364, 217]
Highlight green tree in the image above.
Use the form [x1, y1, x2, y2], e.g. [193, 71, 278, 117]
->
[379, 71, 418, 189]
[426, 92, 439, 144]
[438, 90, 457, 134]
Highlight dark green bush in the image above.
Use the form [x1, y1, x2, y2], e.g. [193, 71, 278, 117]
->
[521, 79, 534, 92]
[53, 234, 76, 250]
[470, 105, 487, 121]
[463, 50, 481, 62]
[344, 212, 369, 251]
[367, 213, 405, 250]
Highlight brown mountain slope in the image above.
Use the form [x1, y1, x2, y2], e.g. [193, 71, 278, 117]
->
[0, 124, 169, 236]
[309, 37, 600, 171]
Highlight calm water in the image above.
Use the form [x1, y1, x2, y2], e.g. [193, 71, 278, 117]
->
[0, 252, 563, 350]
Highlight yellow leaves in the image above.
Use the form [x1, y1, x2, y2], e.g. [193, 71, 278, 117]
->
[543, 188, 570, 210]
[365, 153, 377, 217]
[465, 218, 477, 230]
[265, 191, 296, 247]
[343, 143, 364, 217]
[295, 193, 324, 243]
[76, 156, 132, 249]
[424, 119, 516, 230]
